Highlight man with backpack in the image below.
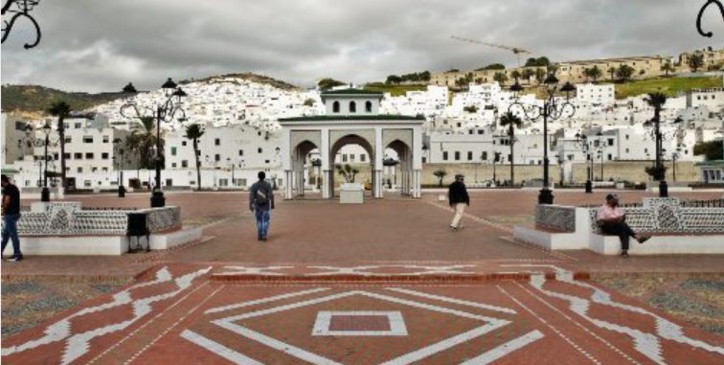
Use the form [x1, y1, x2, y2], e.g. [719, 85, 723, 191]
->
[249, 171, 275, 241]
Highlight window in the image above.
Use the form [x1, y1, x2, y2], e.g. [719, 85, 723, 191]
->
[478, 130, 484, 135]
[65, 136, 72, 144]
[608, 154, 613, 160]
[360, 154, 366, 162]
[75, 123, 82, 129]
[83, 136, 93, 143]
[85, 153, 94, 159]
[171, 147, 177, 156]
[608, 138, 614, 146]
[74, 153, 83, 160]
[343, 154, 348, 162]
[365, 101, 372, 112]
[92, 167, 98, 172]
[482, 152, 488, 160]
[350, 154, 355, 162]
[215, 154, 220, 162]
[182, 160, 188, 168]
[172, 163, 177, 168]
[443, 151, 449, 161]
[625, 148, 630, 153]
[84, 180, 91, 187]
[103, 135, 110, 143]
[215, 138, 220, 146]
[467, 151, 473, 161]
[64, 153, 71, 159]
[78, 167, 83, 173]
[258, 148, 262, 154]
[625, 134, 629, 140]
[101, 153, 109, 160]
[102, 167, 108, 172]
[182, 141, 187, 146]
[454, 151, 460, 161]
[333, 101, 340, 113]
[239, 150, 244, 156]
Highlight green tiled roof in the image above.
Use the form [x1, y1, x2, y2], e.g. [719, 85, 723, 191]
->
[279, 115, 424, 122]
[695, 160, 724, 166]
[320, 88, 384, 96]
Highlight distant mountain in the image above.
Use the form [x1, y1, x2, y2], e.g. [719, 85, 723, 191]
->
[1, 73, 301, 116]
[1, 84, 127, 116]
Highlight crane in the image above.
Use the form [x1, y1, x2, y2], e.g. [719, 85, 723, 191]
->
[451, 35, 532, 67]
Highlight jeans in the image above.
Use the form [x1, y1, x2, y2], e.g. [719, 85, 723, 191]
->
[600, 222, 635, 250]
[255, 208, 270, 239]
[2, 214, 22, 258]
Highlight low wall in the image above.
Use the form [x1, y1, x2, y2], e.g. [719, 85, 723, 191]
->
[18, 202, 182, 236]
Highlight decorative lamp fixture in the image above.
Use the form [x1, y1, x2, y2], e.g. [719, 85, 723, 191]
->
[1, 0, 41, 49]
[696, 0, 724, 37]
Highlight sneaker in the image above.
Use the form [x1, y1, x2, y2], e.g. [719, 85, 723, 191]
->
[450, 226, 458, 232]
[637, 236, 651, 244]
[8, 256, 23, 262]
[621, 251, 629, 258]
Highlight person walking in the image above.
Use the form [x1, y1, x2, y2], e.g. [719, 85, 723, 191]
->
[596, 194, 650, 258]
[448, 174, 469, 231]
[249, 171, 275, 241]
[1, 174, 23, 261]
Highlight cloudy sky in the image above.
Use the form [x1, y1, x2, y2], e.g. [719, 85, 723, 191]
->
[1, 0, 722, 93]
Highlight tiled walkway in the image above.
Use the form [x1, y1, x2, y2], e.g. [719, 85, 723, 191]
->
[1, 190, 723, 364]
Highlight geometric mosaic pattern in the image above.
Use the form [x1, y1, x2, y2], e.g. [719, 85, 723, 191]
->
[17, 202, 182, 236]
[536, 205, 577, 232]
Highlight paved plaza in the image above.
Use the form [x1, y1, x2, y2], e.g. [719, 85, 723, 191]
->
[1, 190, 723, 364]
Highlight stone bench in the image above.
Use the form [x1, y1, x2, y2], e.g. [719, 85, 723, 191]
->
[514, 198, 724, 255]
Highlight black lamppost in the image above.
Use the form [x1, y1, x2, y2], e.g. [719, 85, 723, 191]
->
[491, 151, 500, 185]
[508, 75, 576, 204]
[113, 138, 126, 197]
[575, 133, 593, 193]
[120, 79, 187, 207]
[40, 121, 55, 202]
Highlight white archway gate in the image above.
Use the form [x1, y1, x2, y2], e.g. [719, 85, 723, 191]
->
[278, 115, 424, 200]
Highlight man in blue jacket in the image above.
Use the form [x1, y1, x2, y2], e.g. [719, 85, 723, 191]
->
[249, 171, 275, 241]
[448, 174, 470, 231]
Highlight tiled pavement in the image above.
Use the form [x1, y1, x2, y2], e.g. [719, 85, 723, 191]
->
[1, 190, 723, 364]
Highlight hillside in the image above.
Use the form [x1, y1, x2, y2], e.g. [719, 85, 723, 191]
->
[1, 73, 301, 117]
[0, 85, 127, 116]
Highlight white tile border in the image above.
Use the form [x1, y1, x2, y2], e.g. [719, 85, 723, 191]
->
[312, 311, 407, 337]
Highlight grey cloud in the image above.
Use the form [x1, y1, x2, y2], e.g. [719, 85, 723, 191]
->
[1, 0, 721, 93]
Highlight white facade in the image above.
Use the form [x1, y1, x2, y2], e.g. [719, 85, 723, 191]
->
[575, 83, 615, 106]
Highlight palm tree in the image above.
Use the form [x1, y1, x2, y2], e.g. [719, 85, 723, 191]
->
[521, 68, 535, 84]
[499, 112, 524, 186]
[127, 116, 161, 170]
[493, 72, 508, 86]
[661, 62, 675, 77]
[687, 53, 705, 72]
[608, 66, 616, 82]
[644, 92, 667, 181]
[184, 123, 205, 190]
[47, 101, 71, 189]
[534, 68, 546, 85]
[510, 70, 521, 84]
[589, 66, 602, 83]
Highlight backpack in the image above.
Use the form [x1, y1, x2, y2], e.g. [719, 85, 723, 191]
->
[256, 185, 269, 205]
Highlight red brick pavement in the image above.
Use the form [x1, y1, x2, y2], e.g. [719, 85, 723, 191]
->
[2, 190, 723, 364]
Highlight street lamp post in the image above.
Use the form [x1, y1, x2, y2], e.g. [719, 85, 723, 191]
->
[491, 151, 500, 185]
[644, 116, 683, 197]
[120, 79, 187, 207]
[40, 122, 55, 202]
[575, 133, 593, 193]
[508, 76, 576, 204]
[113, 138, 126, 197]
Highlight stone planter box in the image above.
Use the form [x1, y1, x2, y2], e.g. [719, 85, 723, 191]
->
[340, 183, 364, 204]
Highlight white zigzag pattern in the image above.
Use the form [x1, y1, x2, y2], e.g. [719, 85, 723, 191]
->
[1, 266, 211, 365]
[520, 265, 724, 364]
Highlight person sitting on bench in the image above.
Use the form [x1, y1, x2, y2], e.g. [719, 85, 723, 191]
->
[596, 194, 650, 258]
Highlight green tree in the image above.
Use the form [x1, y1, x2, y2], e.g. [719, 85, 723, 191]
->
[616, 65, 635, 82]
[335, 164, 359, 183]
[386, 75, 402, 84]
[644, 92, 667, 180]
[688, 53, 705, 72]
[47, 101, 71, 189]
[589, 65, 602, 83]
[661, 61, 675, 77]
[127, 116, 161, 170]
[463, 105, 478, 113]
[499, 112, 524, 186]
[510, 70, 521, 83]
[693, 141, 724, 160]
[303, 98, 316, 107]
[480, 63, 506, 70]
[433, 169, 447, 187]
[493, 71, 509, 85]
[608, 66, 616, 82]
[184, 123, 205, 190]
[524, 57, 550, 67]
[521, 68, 535, 83]
[535, 68, 547, 85]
